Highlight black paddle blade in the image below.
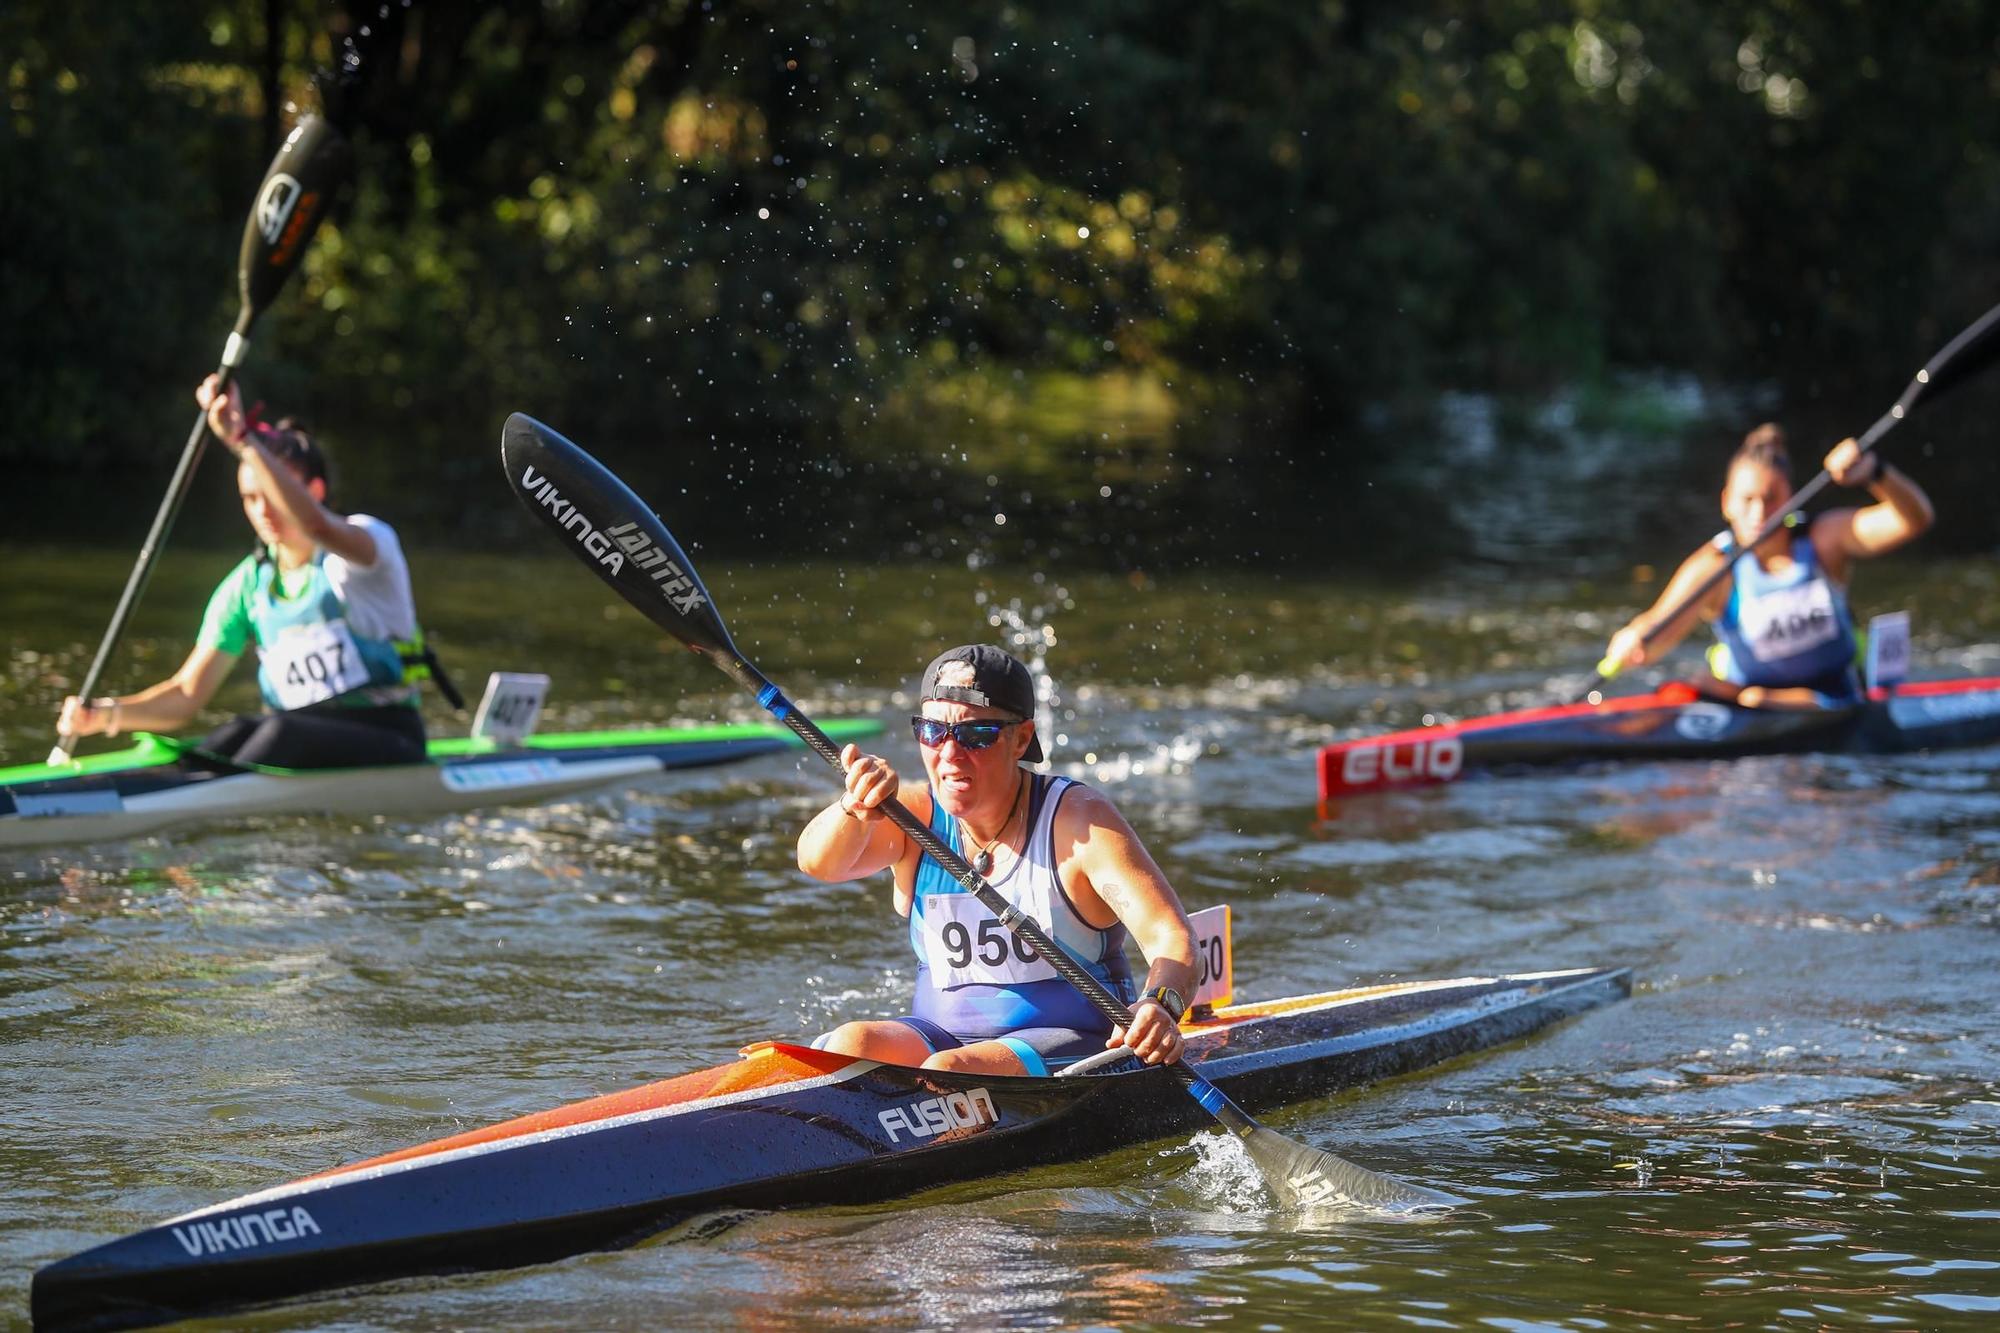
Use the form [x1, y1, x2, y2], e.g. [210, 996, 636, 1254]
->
[234, 114, 353, 344]
[1903, 300, 2000, 408]
[1239, 1125, 1464, 1215]
[501, 414, 739, 662]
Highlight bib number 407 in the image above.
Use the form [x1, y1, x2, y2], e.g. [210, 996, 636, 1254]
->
[284, 641, 348, 692]
[264, 621, 370, 709]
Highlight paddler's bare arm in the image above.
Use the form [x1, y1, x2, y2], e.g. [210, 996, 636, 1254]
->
[198, 376, 379, 567]
[796, 744, 930, 914]
[1815, 438, 1934, 574]
[57, 646, 236, 738]
[1054, 787, 1196, 1065]
[1603, 545, 1730, 672]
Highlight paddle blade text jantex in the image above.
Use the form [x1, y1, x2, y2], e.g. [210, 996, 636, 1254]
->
[500, 414, 738, 665]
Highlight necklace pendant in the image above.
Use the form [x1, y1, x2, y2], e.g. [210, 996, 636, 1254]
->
[971, 849, 994, 876]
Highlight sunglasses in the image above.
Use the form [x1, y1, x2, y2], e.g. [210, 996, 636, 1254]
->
[910, 716, 1026, 750]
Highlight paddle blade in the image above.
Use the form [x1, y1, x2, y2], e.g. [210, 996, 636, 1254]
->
[501, 414, 739, 662]
[233, 114, 353, 354]
[1903, 301, 2000, 409]
[1238, 1125, 1463, 1215]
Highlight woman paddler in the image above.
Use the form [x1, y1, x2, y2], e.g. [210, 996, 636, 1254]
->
[56, 376, 454, 768]
[797, 644, 1197, 1075]
[1601, 424, 1934, 708]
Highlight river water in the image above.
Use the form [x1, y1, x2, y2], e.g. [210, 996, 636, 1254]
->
[3, 541, 1998, 1330]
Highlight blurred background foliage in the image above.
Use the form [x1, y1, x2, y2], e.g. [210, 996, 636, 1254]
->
[4, 0, 1998, 567]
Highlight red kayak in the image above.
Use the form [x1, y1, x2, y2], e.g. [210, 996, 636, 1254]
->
[1319, 676, 2000, 798]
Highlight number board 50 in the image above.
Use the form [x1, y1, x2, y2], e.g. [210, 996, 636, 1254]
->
[1187, 904, 1233, 1008]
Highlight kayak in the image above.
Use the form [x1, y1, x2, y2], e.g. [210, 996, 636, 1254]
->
[32, 965, 1629, 1332]
[0, 719, 884, 850]
[1320, 675, 2000, 798]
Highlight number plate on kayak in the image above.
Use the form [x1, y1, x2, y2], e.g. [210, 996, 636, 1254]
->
[472, 673, 551, 745]
[1189, 904, 1234, 1008]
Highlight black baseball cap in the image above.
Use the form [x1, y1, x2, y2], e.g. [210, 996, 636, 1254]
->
[918, 644, 1044, 762]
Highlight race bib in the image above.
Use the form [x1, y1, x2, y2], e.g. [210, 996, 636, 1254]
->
[919, 892, 1059, 987]
[261, 620, 371, 708]
[1742, 580, 1838, 663]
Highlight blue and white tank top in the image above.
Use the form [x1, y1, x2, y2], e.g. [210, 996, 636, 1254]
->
[909, 774, 1135, 1039]
[1709, 529, 1858, 696]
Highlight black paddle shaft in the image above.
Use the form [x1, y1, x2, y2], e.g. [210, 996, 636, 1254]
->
[1577, 300, 2000, 705]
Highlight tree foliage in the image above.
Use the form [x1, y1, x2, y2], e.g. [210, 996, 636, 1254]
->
[5, 0, 1998, 560]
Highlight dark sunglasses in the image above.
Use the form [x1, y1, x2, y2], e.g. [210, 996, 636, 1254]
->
[910, 716, 1025, 750]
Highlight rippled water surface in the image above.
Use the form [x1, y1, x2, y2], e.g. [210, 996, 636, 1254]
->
[4, 545, 1999, 1330]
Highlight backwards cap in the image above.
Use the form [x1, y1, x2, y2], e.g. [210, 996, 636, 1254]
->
[918, 644, 1044, 762]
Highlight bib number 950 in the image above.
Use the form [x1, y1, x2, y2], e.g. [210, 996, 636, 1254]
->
[940, 917, 1039, 971]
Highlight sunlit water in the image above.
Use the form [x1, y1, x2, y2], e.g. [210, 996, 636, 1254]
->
[4, 545, 1998, 1330]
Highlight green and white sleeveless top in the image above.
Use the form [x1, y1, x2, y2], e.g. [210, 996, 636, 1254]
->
[197, 515, 421, 711]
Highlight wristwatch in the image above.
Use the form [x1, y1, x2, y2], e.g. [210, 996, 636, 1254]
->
[1142, 985, 1187, 1023]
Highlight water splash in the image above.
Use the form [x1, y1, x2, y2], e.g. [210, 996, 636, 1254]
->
[1168, 1129, 1280, 1214]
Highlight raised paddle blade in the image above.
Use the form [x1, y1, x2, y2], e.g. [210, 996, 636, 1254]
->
[1239, 1124, 1464, 1214]
[232, 114, 353, 358]
[501, 414, 740, 664]
[1899, 301, 2000, 410]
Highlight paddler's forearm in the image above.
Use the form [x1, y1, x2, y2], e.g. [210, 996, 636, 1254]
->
[796, 802, 890, 882]
[238, 437, 324, 540]
[1864, 463, 1935, 533]
[90, 680, 201, 735]
[1132, 912, 1198, 1001]
[1136, 955, 1198, 1002]
[1607, 560, 1716, 668]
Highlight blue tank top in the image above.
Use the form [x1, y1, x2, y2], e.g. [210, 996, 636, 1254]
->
[1709, 529, 1858, 697]
[908, 774, 1134, 1039]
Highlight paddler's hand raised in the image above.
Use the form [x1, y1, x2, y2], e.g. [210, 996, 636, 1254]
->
[1824, 436, 1881, 488]
[1109, 998, 1185, 1066]
[837, 743, 896, 822]
[196, 374, 249, 452]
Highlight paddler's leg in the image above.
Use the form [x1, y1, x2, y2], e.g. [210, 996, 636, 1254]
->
[214, 707, 428, 769]
[1734, 685, 1845, 711]
[921, 1041, 1031, 1076]
[921, 1026, 1110, 1077]
[815, 1018, 949, 1066]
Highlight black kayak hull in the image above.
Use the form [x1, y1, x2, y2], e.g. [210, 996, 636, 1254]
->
[1321, 677, 2000, 797]
[32, 966, 1629, 1332]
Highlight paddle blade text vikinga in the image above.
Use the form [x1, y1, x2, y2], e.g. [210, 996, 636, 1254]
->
[500, 414, 739, 663]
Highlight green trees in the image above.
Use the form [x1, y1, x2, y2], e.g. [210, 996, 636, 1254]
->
[6, 1, 1998, 557]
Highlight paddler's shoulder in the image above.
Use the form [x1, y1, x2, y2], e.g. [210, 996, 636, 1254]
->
[1045, 777, 1134, 839]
